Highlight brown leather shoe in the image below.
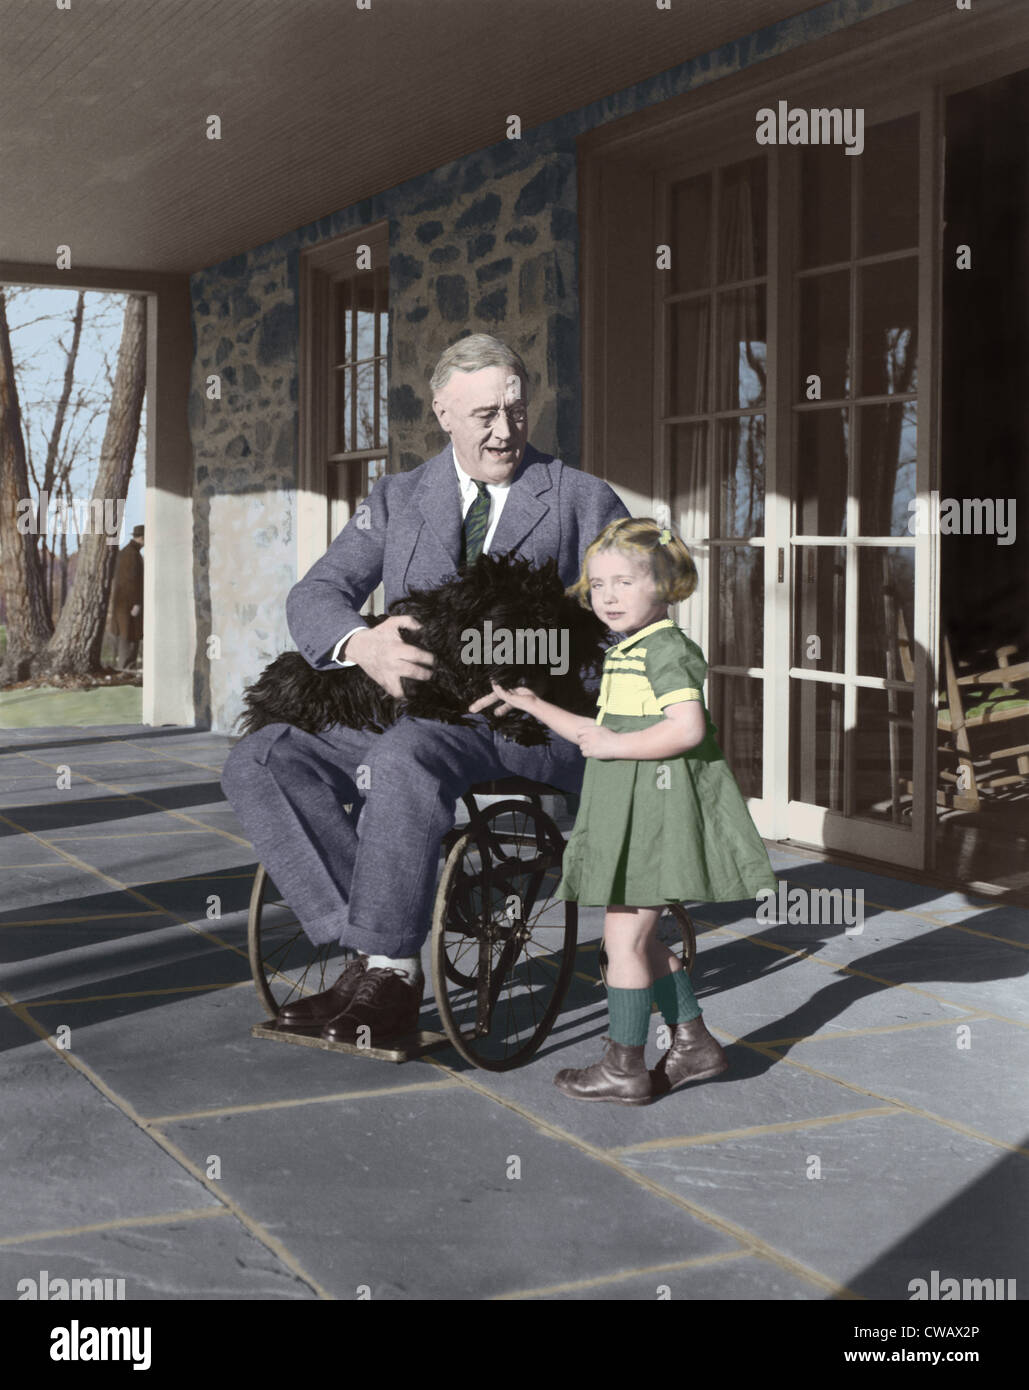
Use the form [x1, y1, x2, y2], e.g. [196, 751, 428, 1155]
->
[321, 967, 423, 1044]
[276, 955, 366, 1027]
[651, 1016, 728, 1095]
[553, 1038, 654, 1105]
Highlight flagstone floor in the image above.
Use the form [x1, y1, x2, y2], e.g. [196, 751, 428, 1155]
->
[1, 724, 1026, 1301]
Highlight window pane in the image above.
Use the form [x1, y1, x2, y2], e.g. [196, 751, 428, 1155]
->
[671, 173, 712, 292]
[718, 156, 767, 281]
[793, 545, 847, 673]
[335, 366, 353, 453]
[335, 281, 351, 366]
[860, 115, 919, 257]
[669, 422, 708, 534]
[712, 546, 764, 668]
[796, 410, 848, 537]
[854, 686, 913, 825]
[709, 673, 763, 799]
[669, 300, 710, 415]
[859, 259, 918, 396]
[378, 359, 389, 448]
[790, 679, 845, 810]
[800, 146, 851, 268]
[858, 401, 917, 536]
[716, 286, 766, 409]
[858, 546, 915, 681]
[799, 271, 851, 400]
[355, 360, 377, 450]
[716, 416, 764, 536]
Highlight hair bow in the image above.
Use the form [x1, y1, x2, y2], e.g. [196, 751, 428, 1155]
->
[658, 528, 671, 546]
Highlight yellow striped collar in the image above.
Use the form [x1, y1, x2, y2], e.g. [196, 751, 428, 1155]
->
[606, 618, 676, 654]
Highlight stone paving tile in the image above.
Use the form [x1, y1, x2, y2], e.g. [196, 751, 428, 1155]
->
[0, 838, 75, 868]
[23, 831, 255, 885]
[0, 781, 230, 814]
[501, 1252, 823, 1300]
[0, 1031, 220, 1239]
[1, 910, 182, 967]
[134, 871, 259, 918]
[674, 930, 975, 1048]
[6, 920, 252, 1005]
[162, 1085, 745, 1300]
[785, 1018, 1029, 1146]
[26, 980, 457, 1117]
[616, 1112, 1029, 1300]
[1, 865, 122, 911]
[0, 786, 229, 835]
[439, 1009, 890, 1153]
[0, 1215, 319, 1301]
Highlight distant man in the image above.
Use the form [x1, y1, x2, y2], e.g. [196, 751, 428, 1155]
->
[108, 524, 143, 669]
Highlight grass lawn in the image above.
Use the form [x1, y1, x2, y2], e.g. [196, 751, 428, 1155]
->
[0, 684, 143, 728]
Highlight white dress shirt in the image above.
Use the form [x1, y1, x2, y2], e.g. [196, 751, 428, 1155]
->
[331, 445, 513, 666]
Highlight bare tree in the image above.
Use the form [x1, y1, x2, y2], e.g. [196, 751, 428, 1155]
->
[39, 294, 147, 680]
[0, 289, 52, 681]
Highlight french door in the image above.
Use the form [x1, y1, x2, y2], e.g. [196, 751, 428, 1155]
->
[656, 101, 937, 869]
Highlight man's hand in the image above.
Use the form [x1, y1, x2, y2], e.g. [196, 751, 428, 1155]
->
[344, 617, 434, 699]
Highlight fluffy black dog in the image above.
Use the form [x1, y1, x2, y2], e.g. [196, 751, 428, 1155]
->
[236, 553, 607, 747]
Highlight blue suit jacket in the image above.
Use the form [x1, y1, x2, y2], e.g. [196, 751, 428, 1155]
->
[287, 443, 630, 670]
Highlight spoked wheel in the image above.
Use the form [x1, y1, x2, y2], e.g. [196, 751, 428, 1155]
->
[431, 799, 577, 1071]
[597, 903, 697, 987]
[248, 864, 357, 1019]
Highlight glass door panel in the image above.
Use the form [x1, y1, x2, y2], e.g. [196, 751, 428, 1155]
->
[664, 153, 768, 804]
[787, 112, 924, 863]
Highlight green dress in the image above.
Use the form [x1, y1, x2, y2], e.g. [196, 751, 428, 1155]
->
[556, 619, 779, 907]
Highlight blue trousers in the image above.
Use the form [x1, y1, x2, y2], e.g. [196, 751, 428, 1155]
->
[221, 715, 584, 958]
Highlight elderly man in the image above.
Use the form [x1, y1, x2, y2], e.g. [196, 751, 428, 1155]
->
[222, 334, 629, 1041]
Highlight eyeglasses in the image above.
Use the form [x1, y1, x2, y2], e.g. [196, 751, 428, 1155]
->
[474, 406, 528, 426]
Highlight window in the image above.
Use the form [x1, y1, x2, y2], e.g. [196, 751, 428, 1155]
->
[298, 222, 389, 604]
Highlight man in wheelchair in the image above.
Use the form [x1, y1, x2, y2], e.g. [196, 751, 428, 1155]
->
[222, 334, 628, 1043]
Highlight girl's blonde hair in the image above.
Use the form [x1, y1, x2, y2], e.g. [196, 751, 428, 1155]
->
[567, 517, 698, 608]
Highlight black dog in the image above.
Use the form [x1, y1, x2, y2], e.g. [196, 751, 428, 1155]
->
[236, 553, 607, 746]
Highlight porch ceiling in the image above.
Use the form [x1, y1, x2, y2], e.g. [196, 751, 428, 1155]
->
[0, 0, 813, 275]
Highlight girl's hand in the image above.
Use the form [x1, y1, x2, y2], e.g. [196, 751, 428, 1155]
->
[577, 725, 623, 759]
[483, 680, 538, 715]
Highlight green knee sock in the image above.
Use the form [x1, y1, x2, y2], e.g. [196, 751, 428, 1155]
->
[651, 968, 702, 1025]
[606, 985, 654, 1046]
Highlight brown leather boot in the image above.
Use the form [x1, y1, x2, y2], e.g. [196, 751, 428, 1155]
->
[554, 1038, 654, 1106]
[651, 1016, 728, 1095]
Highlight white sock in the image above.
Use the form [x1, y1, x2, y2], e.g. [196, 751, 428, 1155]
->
[366, 954, 423, 982]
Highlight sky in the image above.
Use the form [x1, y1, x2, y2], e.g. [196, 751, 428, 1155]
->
[4, 285, 147, 545]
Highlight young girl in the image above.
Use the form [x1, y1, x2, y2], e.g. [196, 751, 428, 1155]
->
[492, 516, 778, 1105]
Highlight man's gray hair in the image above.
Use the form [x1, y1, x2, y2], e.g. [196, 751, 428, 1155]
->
[430, 334, 528, 396]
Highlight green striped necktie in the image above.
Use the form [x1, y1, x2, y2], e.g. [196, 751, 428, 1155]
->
[462, 480, 491, 563]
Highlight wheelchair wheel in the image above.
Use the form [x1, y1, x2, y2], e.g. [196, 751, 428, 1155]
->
[596, 903, 697, 987]
[431, 799, 577, 1071]
[248, 864, 357, 1020]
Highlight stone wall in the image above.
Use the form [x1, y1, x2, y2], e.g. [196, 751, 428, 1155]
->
[188, 0, 912, 732]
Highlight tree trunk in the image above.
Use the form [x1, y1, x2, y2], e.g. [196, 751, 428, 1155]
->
[0, 289, 53, 683]
[38, 295, 147, 680]
[37, 291, 85, 626]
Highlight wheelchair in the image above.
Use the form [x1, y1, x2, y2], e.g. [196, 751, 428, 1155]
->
[249, 777, 697, 1072]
